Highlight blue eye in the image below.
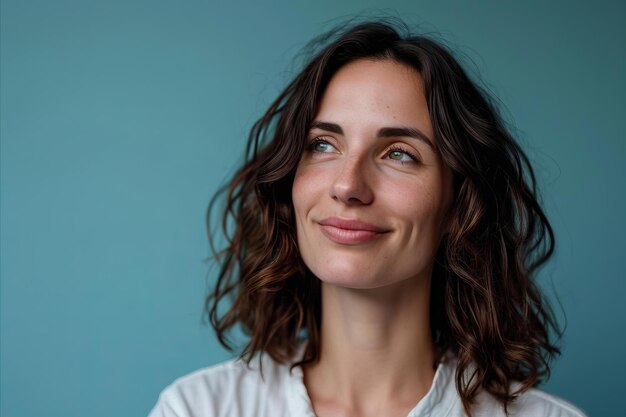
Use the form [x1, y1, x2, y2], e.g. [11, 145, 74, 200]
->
[309, 138, 336, 153]
[387, 147, 417, 162]
[314, 142, 331, 152]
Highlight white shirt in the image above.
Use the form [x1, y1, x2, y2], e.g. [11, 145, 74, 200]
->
[148, 350, 587, 417]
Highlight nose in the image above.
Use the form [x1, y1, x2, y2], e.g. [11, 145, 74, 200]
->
[330, 155, 374, 205]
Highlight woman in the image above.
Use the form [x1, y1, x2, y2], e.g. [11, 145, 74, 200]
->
[149, 20, 587, 417]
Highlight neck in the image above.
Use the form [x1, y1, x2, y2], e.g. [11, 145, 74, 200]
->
[303, 277, 436, 417]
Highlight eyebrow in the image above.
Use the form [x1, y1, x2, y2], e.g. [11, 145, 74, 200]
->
[310, 121, 434, 149]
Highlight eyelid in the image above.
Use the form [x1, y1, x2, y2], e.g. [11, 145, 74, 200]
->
[307, 136, 339, 153]
[306, 137, 421, 163]
[384, 143, 421, 163]
[308, 133, 334, 141]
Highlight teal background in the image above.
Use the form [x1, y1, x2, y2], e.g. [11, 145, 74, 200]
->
[1, 0, 624, 416]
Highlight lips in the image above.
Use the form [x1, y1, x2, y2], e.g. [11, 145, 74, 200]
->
[318, 217, 390, 245]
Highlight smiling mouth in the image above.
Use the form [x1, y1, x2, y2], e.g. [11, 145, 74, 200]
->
[318, 217, 390, 245]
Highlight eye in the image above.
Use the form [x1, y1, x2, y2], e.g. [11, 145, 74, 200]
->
[386, 146, 418, 163]
[308, 137, 337, 153]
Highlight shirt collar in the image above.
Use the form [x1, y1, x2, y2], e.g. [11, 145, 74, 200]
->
[285, 345, 459, 417]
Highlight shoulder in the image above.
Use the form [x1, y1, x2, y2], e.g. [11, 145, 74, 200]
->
[440, 357, 587, 417]
[507, 387, 587, 417]
[469, 384, 588, 417]
[147, 353, 294, 417]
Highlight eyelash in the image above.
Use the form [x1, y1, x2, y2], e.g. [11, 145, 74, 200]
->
[386, 145, 419, 163]
[308, 137, 335, 153]
[307, 137, 419, 164]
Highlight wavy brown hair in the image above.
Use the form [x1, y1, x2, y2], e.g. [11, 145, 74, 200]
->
[205, 19, 561, 416]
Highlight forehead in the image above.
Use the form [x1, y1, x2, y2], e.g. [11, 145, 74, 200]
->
[315, 59, 432, 138]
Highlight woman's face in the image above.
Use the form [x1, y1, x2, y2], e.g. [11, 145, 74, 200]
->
[292, 59, 453, 289]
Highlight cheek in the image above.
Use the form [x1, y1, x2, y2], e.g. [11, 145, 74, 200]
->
[292, 167, 320, 238]
[291, 167, 319, 271]
[291, 168, 308, 218]
[389, 176, 449, 233]
[292, 164, 327, 214]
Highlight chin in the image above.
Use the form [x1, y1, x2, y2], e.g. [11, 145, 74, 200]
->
[312, 265, 394, 290]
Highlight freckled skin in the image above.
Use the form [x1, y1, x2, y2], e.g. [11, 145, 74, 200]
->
[292, 59, 453, 289]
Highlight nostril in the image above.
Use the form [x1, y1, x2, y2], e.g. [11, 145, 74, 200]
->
[330, 180, 374, 206]
[328, 158, 374, 205]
